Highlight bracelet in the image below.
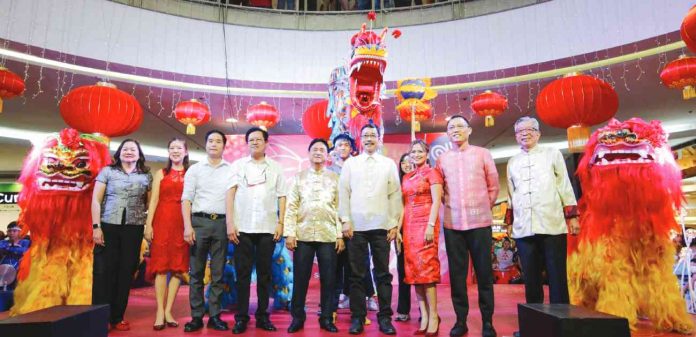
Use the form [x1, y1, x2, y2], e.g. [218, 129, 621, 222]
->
[427, 222, 435, 227]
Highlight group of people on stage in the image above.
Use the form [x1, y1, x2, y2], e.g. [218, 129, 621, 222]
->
[89, 114, 580, 337]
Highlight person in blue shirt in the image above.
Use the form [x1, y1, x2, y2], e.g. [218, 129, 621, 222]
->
[0, 221, 30, 288]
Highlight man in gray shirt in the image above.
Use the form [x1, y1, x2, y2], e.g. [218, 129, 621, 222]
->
[181, 130, 235, 333]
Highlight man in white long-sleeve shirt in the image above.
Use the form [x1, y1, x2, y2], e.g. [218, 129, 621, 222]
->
[505, 117, 580, 309]
[339, 124, 403, 335]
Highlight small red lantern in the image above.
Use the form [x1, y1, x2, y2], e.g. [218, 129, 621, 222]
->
[59, 82, 143, 137]
[536, 73, 618, 153]
[681, 5, 696, 53]
[174, 99, 211, 135]
[0, 67, 25, 113]
[470, 90, 508, 127]
[247, 101, 280, 130]
[302, 99, 332, 140]
[660, 55, 696, 100]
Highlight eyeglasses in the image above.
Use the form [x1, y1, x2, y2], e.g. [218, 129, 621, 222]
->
[515, 128, 538, 134]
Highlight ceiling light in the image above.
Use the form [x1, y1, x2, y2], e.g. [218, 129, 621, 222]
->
[225, 117, 238, 123]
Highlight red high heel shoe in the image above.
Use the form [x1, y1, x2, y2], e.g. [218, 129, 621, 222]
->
[425, 316, 440, 337]
[415, 316, 427, 335]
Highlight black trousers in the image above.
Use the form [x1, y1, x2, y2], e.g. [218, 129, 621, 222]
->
[234, 232, 275, 322]
[189, 216, 228, 318]
[291, 241, 337, 321]
[348, 229, 393, 321]
[334, 242, 376, 307]
[444, 227, 495, 323]
[516, 234, 569, 304]
[92, 223, 144, 324]
[395, 241, 411, 315]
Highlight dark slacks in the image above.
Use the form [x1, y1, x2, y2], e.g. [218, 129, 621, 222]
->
[444, 226, 495, 323]
[189, 216, 228, 318]
[291, 241, 337, 321]
[234, 232, 275, 322]
[334, 242, 376, 308]
[348, 229, 393, 321]
[395, 241, 411, 315]
[516, 234, 569, 304]
[92, 223, 144, 324]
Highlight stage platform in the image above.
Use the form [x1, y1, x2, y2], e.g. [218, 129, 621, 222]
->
[1, 284, 694, 336]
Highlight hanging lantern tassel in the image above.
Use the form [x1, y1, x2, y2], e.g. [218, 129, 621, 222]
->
[485, 115, 495, 127]
[186, 123, 196, 135]
[684, 85, 696, 100]
[567, 124, 591, 154]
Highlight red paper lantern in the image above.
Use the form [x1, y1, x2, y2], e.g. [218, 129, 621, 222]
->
[0, 67, 25, 113]
[470, 90, 508, 127]
[681, 5, 696, 53]
[247, 101, 280, 130]
[660, 55, 696, 100]
[174, 99, 211, 135]
[536, 73, 618, 153]
[302, 99, 331, 140]
[59, 82, 143, 137]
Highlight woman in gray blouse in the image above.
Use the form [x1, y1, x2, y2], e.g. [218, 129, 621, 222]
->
[91, 139, 152, 331]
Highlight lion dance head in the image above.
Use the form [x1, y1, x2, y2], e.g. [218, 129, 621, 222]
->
[576, 117, 682, 241]
[11, 128, 111, 315]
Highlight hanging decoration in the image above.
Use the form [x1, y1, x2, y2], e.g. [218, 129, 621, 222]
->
[174, 99, 211, 135]
[247, 101, 280, 131]
[0, 67, 26, 113]
[394, 78, 437, 140]
[536, 72, 618, 153]
[681, 5, 696, 53]
[470, 90, 508, 127]
[660, 55, 696, 100]
[302, 99, 332, 140]
[59, 81, 143, 137]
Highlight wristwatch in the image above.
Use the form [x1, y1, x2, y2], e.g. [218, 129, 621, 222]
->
[92, 223, 101, 229]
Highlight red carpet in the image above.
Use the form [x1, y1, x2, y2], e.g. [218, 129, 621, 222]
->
[62, 284, 696, 337]
[1, 284, 694, 336]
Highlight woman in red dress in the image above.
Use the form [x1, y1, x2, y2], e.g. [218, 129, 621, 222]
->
[144, 138, 190, 330]
[401, 140, 443, 336]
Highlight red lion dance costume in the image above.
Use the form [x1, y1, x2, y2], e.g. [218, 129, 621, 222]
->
[347, 17, 399, 147]
[568, 118, 694, 334]
[10, 128, 111, 316]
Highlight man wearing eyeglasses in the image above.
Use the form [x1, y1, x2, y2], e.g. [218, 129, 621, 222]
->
[505, 117, 579, 337]
[433, 115, 499, 337]
[226, 127, 287, 334]
[339, 124, 403, 335]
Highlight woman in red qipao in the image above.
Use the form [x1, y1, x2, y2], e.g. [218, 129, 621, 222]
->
[400, 140, 443, 336]
[144, 138, 190, 331]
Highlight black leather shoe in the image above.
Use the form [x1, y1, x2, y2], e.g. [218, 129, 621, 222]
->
[183, 317, 203, 333]
[449, 322, 469, 337]
[256, 319, 277, 331]
[482, 321, 497, 337]
[287, 319, 304, 333]
[319, 317, 338, 333]
[206, 315, 228, 331]
[349, 318, 364, 335]
[231, 320, 247, 334]
[378, 318, 396, 335]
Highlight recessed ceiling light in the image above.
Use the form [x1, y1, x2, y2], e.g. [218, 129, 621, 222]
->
[225, 117, 238, 123]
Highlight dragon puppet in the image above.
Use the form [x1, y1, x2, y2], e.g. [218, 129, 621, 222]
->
[344, 19, 399, 148]
[10, 128, 111, 316]
[567, 118, 694, 334]
[326, 65, 351, 144]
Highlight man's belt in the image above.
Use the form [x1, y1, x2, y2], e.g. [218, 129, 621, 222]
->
[192, 212, 225, 220]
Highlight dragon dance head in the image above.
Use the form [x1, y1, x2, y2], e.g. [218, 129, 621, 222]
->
[577, 118, 683, 238]
[349, 23, 390, 115]
[19, 129, 111, 199]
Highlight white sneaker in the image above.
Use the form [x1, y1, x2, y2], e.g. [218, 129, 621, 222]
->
[338, 296, 350, 309]
[367, 296, 379, 311]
